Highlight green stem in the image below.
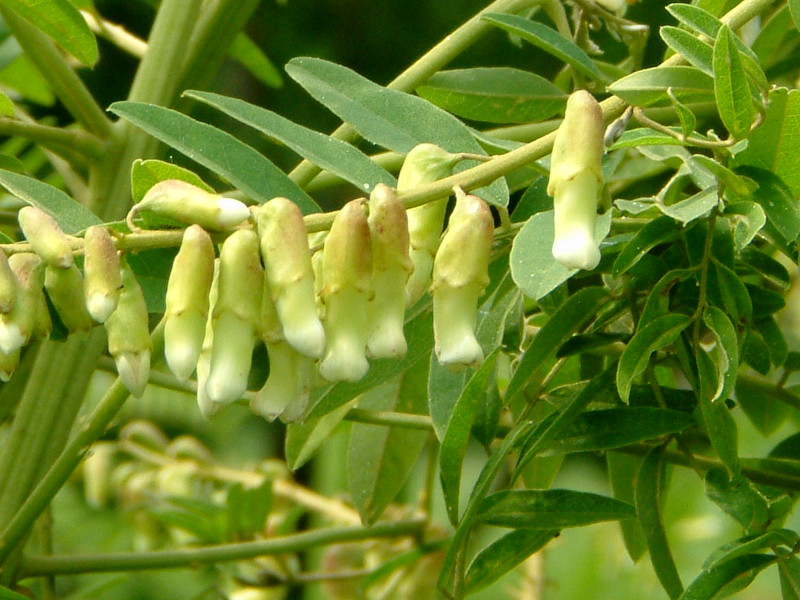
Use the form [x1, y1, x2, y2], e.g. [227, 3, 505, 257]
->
[0, 119, 106, 159]
[20, 519, 426, 576]
[0, 8, 112, 138]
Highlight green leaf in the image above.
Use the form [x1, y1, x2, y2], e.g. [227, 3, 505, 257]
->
[226, 480, 272, 541]
[612, 216, 681, 277]
[608, 66, 715, 107]
[690, 155, 757, 196]
[734, 88, 800, 197]
[416, 67, 566, 124]
[544, 408, 694, 454]
[668, 88, 698, 139]
[702, 306, 739, 403]
[0, 168, 100, 233]
[348, 362, 429, 526]
[0, 90, 13, 117]
[707, 260, 752, 325]
[713, 25, 753, 139]
[108, 101, 319, 214]
[0, 0, 98, 66]
[228, 33, 282, 89]
[704, 530, 798, 568]
[637, 446, 684, 599]
[678, 554, 775, 600]
[185, 90, 396, 193]
[608, 452, 648, 562]
[725, 201, 766, 251]
[0, 585, 31, 600]
[130, 159, 215, 203]
[464, 529, 558, 593]
[639, 268, 697, 328]
[697, 352, 740, 474]
[284, 399, 357, 470]
[736, 370, 790, 436]
[482, 14, 606, 83]
[731, 165, 800, 244]
[617, 314, 692, 403]
[285, 56, 507, 207]
[780, 556, 800, 600]
[510, 210, 612, 300]
[610, 128, 691, 149]
[661, 26, 713, 75]
[789, 0, 800, 34]
[504, 287, 610, 404]
[740, 248, 791, 290]
[658, 187, 717, 223]
[439, 350, 499, 524]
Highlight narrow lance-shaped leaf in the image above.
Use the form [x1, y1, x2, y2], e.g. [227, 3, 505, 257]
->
[697, 351, 740, 475]
[713, 25, 753, 140]
[661, 26, 713, 75]
[678, 554, 775, 600]
[608, 66, 715, 107]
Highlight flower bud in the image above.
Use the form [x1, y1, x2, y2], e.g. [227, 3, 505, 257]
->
[83, 225, 121, 323]
[129, 179, 251, 231]
[82, 441, 116, 509]
[164, 225, 215, 382]
[105, 266, 152, 397]
[318, 199, 373, 382]
[251, 338, 313, 423]
[0, 253, 45, 354]
[205, 229, 262, 405]
[253, 198, 326, 358]
[547, 90, 605, 271]
[17, 206, 74, 268]
[196, 260, 223, 420]
[399, 144, 462, 307]
[0, 251, 16, 314]
[0, 349, 19, 382]
[431, 189, 493, 369]
[366, 184, 412, 359]
[45, 264, 94, 334]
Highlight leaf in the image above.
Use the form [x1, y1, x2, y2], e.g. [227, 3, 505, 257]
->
[226, 479, 273, 540]
[725, 201, 766, 251]
[661, 26, 713, 75]
[185, 90, 396, 193]
[780, 556, 800, 600]
[544, 408, 694, 454]
[416, 67, 566, 124]
[610, 128, 690, 149]
[713, 25, 753, 140]
[690, 155, 757, 196]
[130, 159, 215, 203]
[608, 452, 648, 562]
[477, 489, 634, 529]
[482, 14, 606, 82]
[707, 260, 752, 325]
[668, 88, 698, 139]
[348, 361, 429, 525]
[697, 352, 740, 475]
[733, 88, 800, 197]
[678, 554, 775, 600]
[637, 446, 684, 599]
[510, 210, 612, 300]
[732, 165, 800, 244]
[0, 168, 100, 233]
[789, 0, 800, 35]
[504, 287, 610, 405]
[285, 56, 507, 207]
[608, 66, 715, 107]
[228, 33, 282, 89]
[284, 399, 357, 470]
[439, 350, 500, 524]
[0, 585, 31, 600]
[617, 314, 692, 403]
[658, 187, 718, 223]
[736, 375, 789, 436]
[108, 101, 319, 214]
[612, 216, 681, 276]
[702, 306, 739, 403]
[704, 530, 798, 568]
[0, 0, 98, 66]
[639, 268, 697, 328]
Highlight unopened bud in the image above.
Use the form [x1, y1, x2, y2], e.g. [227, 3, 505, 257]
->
[18, 206, 74, 268]
[366, 184, 412, 358]
[45, 264, 94, 334]
[164, 225, 215, 382]
[105, 266, 152, 397]
[0, 251, 16, 314]
[196, 261, 223, 420]
[398, 144, 462, 307]
[253, 198, 325, 358]
[431, 189, 493, 369]
[0, 253, 45, 353]
[83, 226, 121, 323]
[251, 339, 313, 423]
[205, 229, 262, 405]
[82, 441, 116, 509]
[129, 180, 251, 231]
[318, 199, 373, 382]
[0, 349, 19, 382]
[547, 90, 605, 271]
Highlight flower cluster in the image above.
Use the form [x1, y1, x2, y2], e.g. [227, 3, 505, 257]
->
[1, 144, 495, 423]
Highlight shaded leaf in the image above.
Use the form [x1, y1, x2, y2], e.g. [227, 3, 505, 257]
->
[679, 554, 775, 600]
[780, 555, 800, 600]
[732, 165, 800, 244]
[725, 201, 766, 251]
[705, 468, 769, 531]
[612, 216, 681, 276]
[703, 306, 739, 403]
[704, 530, 798, 568]
[285, 399, 357, 470]
[735, 376, 789, 437]
[228, 33, 282, 89]
[608, 452, 648, 562]
[697, 352, 740, 475]
[639, 268, 696, 328]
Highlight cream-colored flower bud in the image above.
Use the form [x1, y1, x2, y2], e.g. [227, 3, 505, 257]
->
[318, 199, 373, 382]
[431, 189, 493, 369]
[366, 184, 412, 359]
[399, 144, 462, 307]
[0, 253, 45, 354]
[0, 251, 16, 314]
[164, 225, 215, 382]
[105, 266, 152, 398]
[205, 229, 262, 405]
[129, 179, 251, 231]
[196, 260, 223, 420]
[0, 349, 19, 382]
[45, 264, 94, 334]
[251, 338, 313, 423]
[82, 441, 116, 509]
[18, 206, 74, 268]
[83, 225, 121, 323]
[253, 198, 326, 358]
[547, 90, 605, 271]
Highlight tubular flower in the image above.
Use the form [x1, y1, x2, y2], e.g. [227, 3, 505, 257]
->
[83, 225, 121, 323]
[366, 184, 412, 359]
[164, 225, 215, 382]
[205, 229, 263, 405]
[45, 264, 94, 334]
[17, 206, 74, 268]
[105, 266, 152, 398]
[0, 253, 45, 354]
[399, 143, 462, 307]
[547, 90, 605, 271]
[195, 260, 222, 420]
[318, 199, 373, 382]
[253, 197, 326, 358]
[0, 251, 16, 314]
[431, 189, 493, 370]
[128, 179, 250, 231]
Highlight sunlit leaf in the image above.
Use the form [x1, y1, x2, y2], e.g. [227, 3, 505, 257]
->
[608, 66, 715, 107]
[130, 159, 215, 203]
